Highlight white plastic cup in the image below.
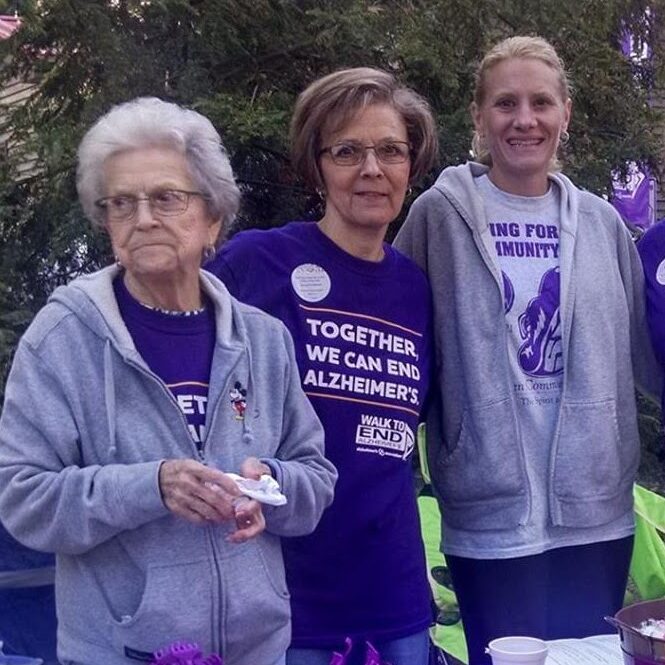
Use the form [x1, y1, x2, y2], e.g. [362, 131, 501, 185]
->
[485, 636, 548, 665]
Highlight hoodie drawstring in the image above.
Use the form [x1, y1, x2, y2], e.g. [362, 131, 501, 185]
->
[104, 340, 118, 460]
[241, 344, 255, 446]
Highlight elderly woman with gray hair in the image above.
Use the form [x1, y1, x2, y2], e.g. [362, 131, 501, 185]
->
[0, 97, 336, 665]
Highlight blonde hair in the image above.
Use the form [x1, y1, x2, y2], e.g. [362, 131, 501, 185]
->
[290, 67, 438, 190]
[471, 36, 573, 170]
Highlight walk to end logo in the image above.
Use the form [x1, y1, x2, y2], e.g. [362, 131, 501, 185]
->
[355, 415, 415, 460]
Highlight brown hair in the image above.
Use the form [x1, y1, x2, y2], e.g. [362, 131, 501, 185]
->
[471, 36, 573, 169]
[290, 67, 438, 190]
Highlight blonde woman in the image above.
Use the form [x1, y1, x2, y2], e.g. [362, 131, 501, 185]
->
[395, 36, 659, 664]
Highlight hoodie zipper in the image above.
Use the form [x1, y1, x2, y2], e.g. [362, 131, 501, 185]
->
[199, 353, 245, 660]
[121, 355, 231, 656]
[123, 357, 202, 460]
[119, 336, 250, 658]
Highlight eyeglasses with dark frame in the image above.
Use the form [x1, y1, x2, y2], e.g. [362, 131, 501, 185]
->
[319, 139, 411, 166]
[95, 189, 209, 223]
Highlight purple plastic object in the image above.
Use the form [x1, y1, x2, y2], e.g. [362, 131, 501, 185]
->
[199, 656, 223, 665]
[327, 638, 395, 665]
[330, 638, 353, 665]
[364, 642, 392, 665]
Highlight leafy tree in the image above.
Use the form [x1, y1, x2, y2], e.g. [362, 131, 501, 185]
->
[0, 0, 663, 401]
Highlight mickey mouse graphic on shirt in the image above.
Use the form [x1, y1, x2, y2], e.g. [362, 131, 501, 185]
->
[229, 381, 247, 420]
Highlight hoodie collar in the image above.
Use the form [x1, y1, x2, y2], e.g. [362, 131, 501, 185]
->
[51, 265, 256, 458]
[49, 265, 246, 357]
[434, 161, 579, 238]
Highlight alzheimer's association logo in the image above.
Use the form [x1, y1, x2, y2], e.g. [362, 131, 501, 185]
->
[355, 415, 415, 460]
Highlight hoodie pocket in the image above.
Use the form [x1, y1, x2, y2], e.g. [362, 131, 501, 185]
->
[552, 397, 637, 500]
[110, 559, 213, 656]
[223, 535, 290, 661]
[436, 397, 525, 508]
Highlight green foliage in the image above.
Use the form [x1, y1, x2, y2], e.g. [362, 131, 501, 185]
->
[0, 0, 664, 403]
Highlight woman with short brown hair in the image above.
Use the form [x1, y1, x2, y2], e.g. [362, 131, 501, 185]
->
[208, 67, 438, 665]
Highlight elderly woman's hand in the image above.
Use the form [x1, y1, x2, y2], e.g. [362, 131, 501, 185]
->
[239, 456, 273, 480]
[159, 459, 266, 542]
[158, 459, 242, 525]
[223, 456, 272, 543]
[227, 496, 265, 544]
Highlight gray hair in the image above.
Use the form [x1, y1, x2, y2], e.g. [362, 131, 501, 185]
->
[77, 97, 240, 244]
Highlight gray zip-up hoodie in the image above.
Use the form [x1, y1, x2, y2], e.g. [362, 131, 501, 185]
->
[394, 162, 660, 540]
[0, 266, 337, 665]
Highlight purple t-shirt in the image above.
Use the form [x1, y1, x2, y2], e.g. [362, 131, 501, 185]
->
[638, 220, 665, 413]
[113, 276, 215, 452]
[207, 221, 432, 647]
